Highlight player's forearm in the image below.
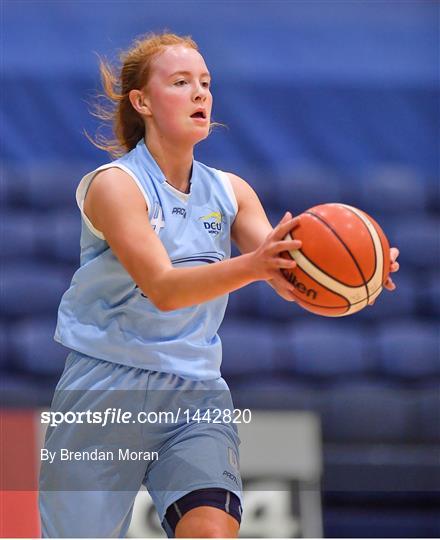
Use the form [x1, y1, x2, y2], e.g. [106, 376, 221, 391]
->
[149, 253, 257, 311]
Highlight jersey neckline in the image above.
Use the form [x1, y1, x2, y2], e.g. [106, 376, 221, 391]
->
[137, 138, 196, 201]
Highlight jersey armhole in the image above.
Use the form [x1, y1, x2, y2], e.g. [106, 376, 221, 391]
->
[216, 170, 238, 218]
[76, 163, 151, 240]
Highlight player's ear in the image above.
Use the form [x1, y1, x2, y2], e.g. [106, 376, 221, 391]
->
[129, 89, 152, 117]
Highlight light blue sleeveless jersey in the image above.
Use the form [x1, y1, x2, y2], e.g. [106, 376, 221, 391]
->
[54, 139, 238, 380]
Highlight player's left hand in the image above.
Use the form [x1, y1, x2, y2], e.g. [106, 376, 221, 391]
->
[267, 274, 297, 302]
[270, 247, 400, 304]
[368, 247, 399, 305]
[383, 247, 400, 291]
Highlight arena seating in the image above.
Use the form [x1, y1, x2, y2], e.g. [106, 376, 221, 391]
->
[2, 2, 439, 535]
[2, 158, 438, 536]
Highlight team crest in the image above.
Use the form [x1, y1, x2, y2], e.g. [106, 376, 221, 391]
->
[199, 210, 224, 236]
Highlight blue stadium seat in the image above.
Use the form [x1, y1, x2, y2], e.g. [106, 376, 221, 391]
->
[9, 317, 67, 376]
[1, 163, 28, 207]
[242, 168, 277, 209]
[417, 270, 440, 317]
[355, 165, 428, 215]
[231, 379, 322, 411]
[389, 216, 440, 271]
[324, 507, 440, 538]
[2, 211, 38, 259]
[274, 165, 344, 214]
[1, 263, 70, 317]
[280, 321, 371, 378]
[427, 179, 440, 212]
[21, 161, 92, 209]
[0, 372, 57, 406]
[374, 322, 440, 379]
[226, 282, 261, 319]
[264, 206, 287, 228]
[255, 281, 298, 321]
[321, 382, 415, 443]
[0, 167, 9, 205]
[4, 210, 80, 264]
[219, 320, 276, 376]
[0, 323, 8, 369]
[355, 271, 417, 321]
[36, 210, 81, 264]
[414, 389, 440, 443]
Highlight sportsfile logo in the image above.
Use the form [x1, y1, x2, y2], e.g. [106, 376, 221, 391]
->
[199, 210, 224, 235]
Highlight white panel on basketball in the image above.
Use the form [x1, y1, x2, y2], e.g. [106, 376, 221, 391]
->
[285, 204, 384, 315]
[340, 204, 384, 299]
[286, 235, 365, 303]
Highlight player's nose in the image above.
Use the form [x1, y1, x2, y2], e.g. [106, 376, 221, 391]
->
[193, 83, 209, 102]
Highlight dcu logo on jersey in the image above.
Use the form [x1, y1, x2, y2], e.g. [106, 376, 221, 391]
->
[199, 210, 224, 236]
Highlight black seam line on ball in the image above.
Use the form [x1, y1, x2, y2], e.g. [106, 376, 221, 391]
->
[304, 210, 370, 304]
[289, 261, 349, 312]
[289, 218, 366, 290]
[289, 242, 363, 290]
[340, 206, 378, 283]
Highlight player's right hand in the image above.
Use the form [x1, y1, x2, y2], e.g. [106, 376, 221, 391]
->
[250, 212, 302, 281]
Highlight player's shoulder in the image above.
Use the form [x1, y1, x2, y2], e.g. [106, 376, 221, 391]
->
[195, 161, 245, 186]
[92, 165, 132, 187]
[217, 171, 262, 215]
[88, 165, 141, 198]
[222, 171, 258, 199]
[84, 165, 146, 220]
[223, 171, 243, 185]
[194, 162, 250, 207]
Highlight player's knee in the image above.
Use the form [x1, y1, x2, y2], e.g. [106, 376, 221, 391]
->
[176, 515, 238, 538]
[165, 489, 241, 538]
[196, 521, 238, 538]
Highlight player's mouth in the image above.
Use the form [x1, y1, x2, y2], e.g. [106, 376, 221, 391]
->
[190, 109, 208, 122]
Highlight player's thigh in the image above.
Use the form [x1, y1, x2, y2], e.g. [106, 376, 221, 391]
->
[146, 421, 242, 525]
[146, 425, 243, 539]
[41, 351, 150, 488]
[39, 352, 151, 536]
[39, 489, 138, 538]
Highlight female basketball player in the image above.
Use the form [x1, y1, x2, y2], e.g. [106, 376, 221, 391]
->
[39, 32, 399, 538]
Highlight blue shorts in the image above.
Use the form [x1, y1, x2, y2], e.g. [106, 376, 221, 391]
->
[39, 351, 243, 537]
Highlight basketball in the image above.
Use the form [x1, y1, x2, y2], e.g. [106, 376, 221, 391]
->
[284, 203, 391, 316]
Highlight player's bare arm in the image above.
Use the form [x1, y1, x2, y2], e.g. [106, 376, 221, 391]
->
[85, 167, 299, 310]
[228, 172, 399, 302]
[228, 172, 301, 302]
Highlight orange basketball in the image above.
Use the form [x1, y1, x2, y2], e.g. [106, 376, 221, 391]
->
[284, 203, 390, 317]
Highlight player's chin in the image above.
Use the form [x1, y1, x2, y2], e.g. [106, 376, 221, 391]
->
[188, 127, 210, 144]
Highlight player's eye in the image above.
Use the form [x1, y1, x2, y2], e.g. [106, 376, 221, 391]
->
[174, 80, 187, 86]
[201, 81, 211, 88]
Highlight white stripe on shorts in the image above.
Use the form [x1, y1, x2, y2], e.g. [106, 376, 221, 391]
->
[173, 502, 182, 519]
